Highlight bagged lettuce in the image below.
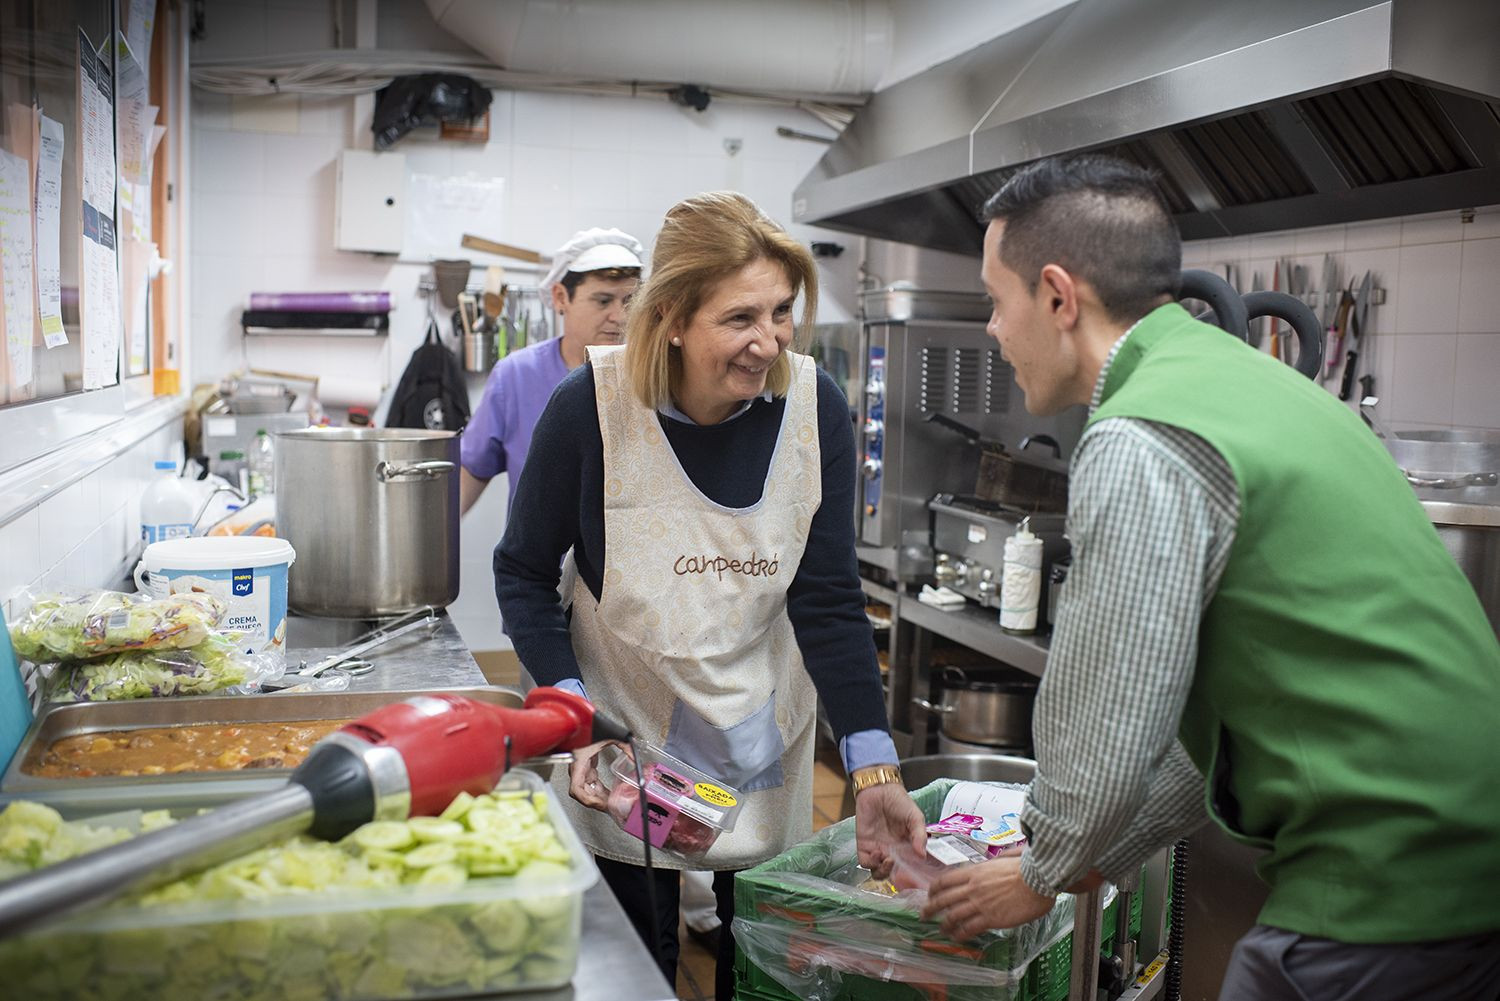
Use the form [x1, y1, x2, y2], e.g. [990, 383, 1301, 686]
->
[9, 589, 227, 663]
[40, 633, 280, 702]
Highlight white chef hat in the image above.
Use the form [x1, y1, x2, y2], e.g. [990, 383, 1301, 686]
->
[540, 227, 645, 293]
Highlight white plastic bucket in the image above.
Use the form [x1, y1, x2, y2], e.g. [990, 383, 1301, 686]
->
[134, 537, 296, 660]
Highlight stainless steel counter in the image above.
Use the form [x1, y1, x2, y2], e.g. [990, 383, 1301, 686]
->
[282, 611, 676, 1001]
[503, 881, 677, 1001]
[285, 610, 490, 691]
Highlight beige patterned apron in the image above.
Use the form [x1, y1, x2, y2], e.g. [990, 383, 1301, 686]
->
[557, 345, 822, 871]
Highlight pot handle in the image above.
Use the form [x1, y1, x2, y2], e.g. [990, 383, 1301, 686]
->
[376, 459, 456, 482]
[1404, 470, 1499, 489]
[912, 697, 956, 715]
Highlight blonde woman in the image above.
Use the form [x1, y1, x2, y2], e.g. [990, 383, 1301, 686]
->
[496, 192, 923, 997]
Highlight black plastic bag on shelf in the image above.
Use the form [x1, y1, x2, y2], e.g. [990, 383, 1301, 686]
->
[372, 73, 493, 150]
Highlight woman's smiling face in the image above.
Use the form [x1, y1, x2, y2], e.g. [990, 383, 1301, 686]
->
[673, 258, 795, 425]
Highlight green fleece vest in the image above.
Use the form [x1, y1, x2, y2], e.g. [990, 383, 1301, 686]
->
[1090, 303, 1500, 942]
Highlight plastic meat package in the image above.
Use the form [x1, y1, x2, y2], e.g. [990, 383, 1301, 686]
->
[733, 778, 1114, 1001]
[8, 589, 228, 662]
[39, 633, 282, 702]
[600, 741, 742, 860]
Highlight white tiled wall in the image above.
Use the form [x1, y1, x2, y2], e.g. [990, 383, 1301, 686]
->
[1181, 205, 1500, 432]
[0, 421, 183, 623]
[188, 2, 867, 652]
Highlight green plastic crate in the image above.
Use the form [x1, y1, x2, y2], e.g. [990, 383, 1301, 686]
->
[733, 779, 1093, 1001]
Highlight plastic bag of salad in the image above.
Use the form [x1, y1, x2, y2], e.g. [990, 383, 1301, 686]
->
[38, 633, 282, 702]
[7, 588, 228, 663]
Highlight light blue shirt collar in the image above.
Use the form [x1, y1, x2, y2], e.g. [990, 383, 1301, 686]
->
[658, 389, 773, 426]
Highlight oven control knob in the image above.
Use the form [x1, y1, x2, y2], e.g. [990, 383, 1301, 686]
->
[952, 560, 971, 585]
[934, 554, 955, 584]
[861, 457, 882, 480]
[977, 567, 998, 598]
[863, 418, 884, 438]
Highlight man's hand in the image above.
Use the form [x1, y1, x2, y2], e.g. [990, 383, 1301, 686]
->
[566, 739, 619, 811]
[854, 782, 926, 878]
[921, 856, 1057, 940]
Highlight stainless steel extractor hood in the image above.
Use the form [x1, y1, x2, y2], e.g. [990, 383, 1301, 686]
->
[793, 0, 1500, 254]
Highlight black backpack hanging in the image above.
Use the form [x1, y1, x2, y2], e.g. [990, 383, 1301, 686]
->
[388, 316, 471, 431]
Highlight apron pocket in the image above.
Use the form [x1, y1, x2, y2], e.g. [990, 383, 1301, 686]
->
[663, 692, 787, 793]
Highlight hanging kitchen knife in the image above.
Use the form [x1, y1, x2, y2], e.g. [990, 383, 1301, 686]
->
[1319, 255, 1340, 379]
[1248, 271, 1265, 346]
[1339, 271, 1375, 401]
[1269, 260, 1283, 360]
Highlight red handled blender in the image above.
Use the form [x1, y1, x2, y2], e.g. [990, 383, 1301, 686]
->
[0, 688, 630, 939]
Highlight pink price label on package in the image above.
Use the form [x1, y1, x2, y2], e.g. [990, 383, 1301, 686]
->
[927, 812, 986, 835]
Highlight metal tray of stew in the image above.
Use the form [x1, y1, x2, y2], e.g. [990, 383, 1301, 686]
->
[0, 686, 527, 816]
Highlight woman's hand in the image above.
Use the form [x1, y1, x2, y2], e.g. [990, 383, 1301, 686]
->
[567, 739, 619, 811]
[854, 781, 927, 878]
[921, 856, 1057, 940]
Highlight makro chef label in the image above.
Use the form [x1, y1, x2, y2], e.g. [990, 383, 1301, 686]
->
[694, 782, 737, 808]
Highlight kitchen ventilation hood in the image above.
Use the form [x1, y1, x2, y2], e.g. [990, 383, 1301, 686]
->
[793, 0, 1500, 254]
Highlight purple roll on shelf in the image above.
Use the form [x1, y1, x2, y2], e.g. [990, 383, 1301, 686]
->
[247, 291, 393, 313]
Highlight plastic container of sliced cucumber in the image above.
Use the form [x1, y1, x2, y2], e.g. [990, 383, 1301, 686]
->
[0, 769, 598, 1000]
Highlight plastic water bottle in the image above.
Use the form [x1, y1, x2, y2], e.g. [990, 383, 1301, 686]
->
[140, 461, 199, 544]
[248, 429, 276, 497]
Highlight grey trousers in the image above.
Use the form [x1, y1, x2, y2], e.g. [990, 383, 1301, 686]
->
[1218, 924, 1500, 1001]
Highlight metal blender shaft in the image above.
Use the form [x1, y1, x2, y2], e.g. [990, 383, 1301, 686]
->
[0, 783, 315, 940]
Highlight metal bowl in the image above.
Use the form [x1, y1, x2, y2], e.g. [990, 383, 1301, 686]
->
[898, 753, 1036, 791]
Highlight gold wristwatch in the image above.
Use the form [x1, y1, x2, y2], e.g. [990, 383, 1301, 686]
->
[850, 764, 903, 792]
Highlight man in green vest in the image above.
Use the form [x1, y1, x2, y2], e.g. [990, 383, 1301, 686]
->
[921, 155, 1500, 1000]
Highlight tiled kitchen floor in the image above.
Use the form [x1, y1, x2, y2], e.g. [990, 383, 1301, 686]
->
[675, 743, 853, 1001]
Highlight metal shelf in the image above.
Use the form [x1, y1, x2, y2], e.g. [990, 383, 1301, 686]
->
[899, 597, 1050, 677]
[859, 577, 901, 607]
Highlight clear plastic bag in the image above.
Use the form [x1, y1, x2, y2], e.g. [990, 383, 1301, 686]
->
[7, 588, 228, 663]
[39, 633, 283, 702]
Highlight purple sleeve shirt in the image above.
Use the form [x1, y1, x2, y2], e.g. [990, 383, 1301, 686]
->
[460, 340, 572, 495]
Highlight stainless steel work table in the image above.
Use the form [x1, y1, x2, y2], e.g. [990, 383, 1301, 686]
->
[283, 612, 678, 1001]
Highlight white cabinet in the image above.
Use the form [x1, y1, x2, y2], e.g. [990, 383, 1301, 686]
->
[335, 149, 406, 254]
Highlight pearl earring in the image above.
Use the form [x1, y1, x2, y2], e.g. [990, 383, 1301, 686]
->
[671, 336, 682, 346]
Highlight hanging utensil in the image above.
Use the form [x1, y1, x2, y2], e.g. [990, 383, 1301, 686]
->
[1248, 271, 1265, 346]
[1339, 271, 1375, 401]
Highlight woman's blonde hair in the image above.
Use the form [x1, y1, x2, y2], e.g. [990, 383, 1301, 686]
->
[624, 191, 818, 410]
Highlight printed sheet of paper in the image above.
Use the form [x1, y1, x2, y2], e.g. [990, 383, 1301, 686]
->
[35, 115, 65, 348]
[123, 238, 150, 375]
[0, 148, 35, 396]
[125, 0, 157, 76]
[79, 28, 120, 390]
[114, 35, 151, 185]
[78, 30, 114, 213]
[81, 204, 119, 389]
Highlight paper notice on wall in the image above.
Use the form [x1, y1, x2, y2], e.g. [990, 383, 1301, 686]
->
[35, 115, 65, 348]
[79, 27, 121, 390]
[114, 35, 151, 184]
[79, 30, 115, 213]
[123, 238, 151, 375]
[125, 0, 156, 76]
[0, 148, 35, 395]
[81, 203, 119, 389]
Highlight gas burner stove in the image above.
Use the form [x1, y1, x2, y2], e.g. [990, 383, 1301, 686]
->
[928, 494, 1070, 616]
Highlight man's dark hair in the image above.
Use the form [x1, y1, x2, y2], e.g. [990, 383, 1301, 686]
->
[558, 266, 642, 300]
[981, 155, 1180, 322]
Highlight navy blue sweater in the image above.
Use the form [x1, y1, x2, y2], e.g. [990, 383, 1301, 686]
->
[493, 362, 890, 742]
